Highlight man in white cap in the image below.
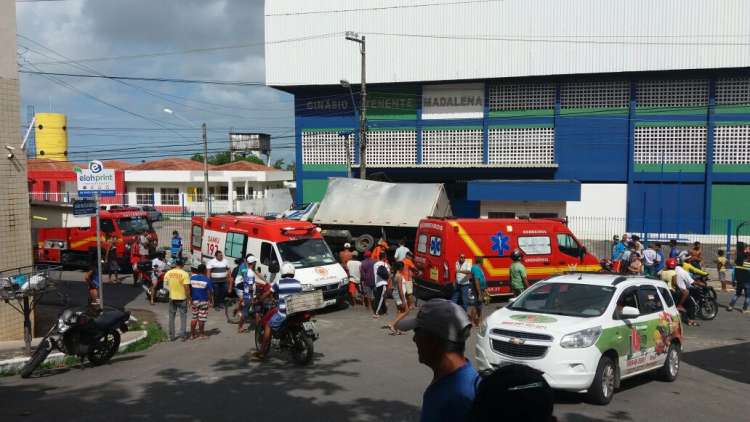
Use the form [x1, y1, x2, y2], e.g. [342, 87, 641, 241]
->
[396, 298, 479, 422]
[339, 243, 353, 267]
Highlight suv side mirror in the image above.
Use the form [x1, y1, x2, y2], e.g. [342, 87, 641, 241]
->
[268, 262, 280, 274]
[620, 306, 640, 319]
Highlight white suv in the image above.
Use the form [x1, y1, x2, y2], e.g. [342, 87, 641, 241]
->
[475, 274, 682, 405]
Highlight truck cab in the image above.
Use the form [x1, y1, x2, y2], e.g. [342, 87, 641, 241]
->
[35, 208, 157, 269]
[413, 217, 601, 299]
[191, 214, 348, 308]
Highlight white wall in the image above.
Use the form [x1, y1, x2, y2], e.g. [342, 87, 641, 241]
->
[566, 184, 627, 219]
[266, 0, 750, 86]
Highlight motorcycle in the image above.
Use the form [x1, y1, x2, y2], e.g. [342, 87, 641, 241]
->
[254, 311, 319, 365]
[690, 284, 719, 320]
[20, 306, 130, 378]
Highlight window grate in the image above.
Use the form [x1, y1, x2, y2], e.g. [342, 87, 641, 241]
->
[365, 130, 417, 166]
[634, 126, 706, 164]
[487, 128, 554, 165]
[422, 129, 483, 165]
[301, 131, 354, 165]
[716, 78, 750, 106]
[560, 81, 629, 109]
[488, 82, 555, 111]
[713, 126, 750, 164]
[636, 80, 708, 108]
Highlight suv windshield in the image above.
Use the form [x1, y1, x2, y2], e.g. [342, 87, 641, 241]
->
[117, 217, 151, 236]
[509, 282, 616, 318]
[277, 238, 336, 268]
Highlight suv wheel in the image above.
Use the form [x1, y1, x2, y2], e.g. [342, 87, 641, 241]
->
[587, 355, 616, 405]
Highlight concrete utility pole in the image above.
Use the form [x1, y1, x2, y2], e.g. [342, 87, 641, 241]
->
[346, 32, 367, 179]
[202, 123, 210, 217]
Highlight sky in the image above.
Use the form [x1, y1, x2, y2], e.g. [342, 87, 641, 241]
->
[16, 0, 295, 165]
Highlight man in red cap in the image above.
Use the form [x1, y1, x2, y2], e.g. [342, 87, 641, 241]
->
[359, 250, 375, 311]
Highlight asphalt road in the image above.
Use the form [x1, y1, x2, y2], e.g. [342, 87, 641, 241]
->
[1, 272, 749, 422]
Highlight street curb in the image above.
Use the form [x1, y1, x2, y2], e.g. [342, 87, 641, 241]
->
[0, 330, 147, 375]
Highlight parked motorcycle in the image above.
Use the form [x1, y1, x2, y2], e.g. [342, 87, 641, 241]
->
[254, 311, 319, 365]
[20, 306, 130, 378]
[690, 284, 719, 320]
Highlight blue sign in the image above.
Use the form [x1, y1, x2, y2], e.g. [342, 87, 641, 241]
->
[73, 199, 98, 216]
[490, 231, 510, 256]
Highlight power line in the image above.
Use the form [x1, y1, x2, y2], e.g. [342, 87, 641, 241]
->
[265, 0, 504, 17]
[19, 70, 265, 86]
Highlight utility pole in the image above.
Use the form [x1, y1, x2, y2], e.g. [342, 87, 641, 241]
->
[346, 32, 367, 179]
[202, 122, 210, 217]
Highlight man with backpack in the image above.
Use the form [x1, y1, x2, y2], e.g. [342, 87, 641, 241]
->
[372, 253, 390, 318]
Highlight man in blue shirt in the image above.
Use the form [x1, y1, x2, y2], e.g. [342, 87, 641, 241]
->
[396, 299, 478, 422]
[170, 231, 182, 260]
[189, 264, 213, 339]
[254, 262, 302, 360]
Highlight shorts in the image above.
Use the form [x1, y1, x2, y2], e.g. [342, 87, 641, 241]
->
[235, 288, 243, 299]
[404, 279, 414, 295]
[719, 271, 726, 282]
[191, 300, 209, 321]
[363, 285, 374, 299]
[391, 288, 403, 307]
[348, 281, 358, 296]
[268, 310, 286, 331]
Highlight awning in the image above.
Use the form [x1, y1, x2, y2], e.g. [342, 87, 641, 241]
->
[467, 179, 581, 201]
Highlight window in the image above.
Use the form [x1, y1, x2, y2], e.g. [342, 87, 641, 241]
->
[191, 224, 203, 249]
[417, 234, 428, 253]
[235, 186, 245, 200]
[518, 236, 551, 255]
[190, 187, 204, 203]
[43, 181, 50, 201]
[429, 236, 442, 256]
[658, 287, 675, 307]
[116, 217, 150, 236]
[224, 232, 246, 258]
[557, 233, 582, 258]
[100, 219, 115, 234]
[136, 188, 155, 205]
[160, 188, 179, 205]
[488, 212, 515, 219]
[530, 212, 558, 219]
[509, 282, 616, 317]
[638, 286, 664, 315]
[277, 238, 336, 268]
[615, 288, 640, 319]
[260, 242, 278, 266]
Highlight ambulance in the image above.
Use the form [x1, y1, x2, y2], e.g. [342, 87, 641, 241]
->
[190, 214, 348, 308]
[413, 217, 601, 298]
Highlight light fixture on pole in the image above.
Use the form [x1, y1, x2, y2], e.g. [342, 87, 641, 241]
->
[163, 108, 211, 218]
[345, 31, 367, 179]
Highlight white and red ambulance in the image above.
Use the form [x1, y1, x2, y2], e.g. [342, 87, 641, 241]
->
[190, 214, 348, 308]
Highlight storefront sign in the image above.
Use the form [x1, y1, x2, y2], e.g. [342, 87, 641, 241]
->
[76, 161, 116, 197]
[422, 83, 484, 120]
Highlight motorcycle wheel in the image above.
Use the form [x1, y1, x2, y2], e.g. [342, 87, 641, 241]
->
[698, 298, 718, 320]
[290, 331, 314, 366]
[225, 298, 242, 324]
[20, 338, 53, 378]
[707, 287, 717, 300]
[88, 331, 121, 366]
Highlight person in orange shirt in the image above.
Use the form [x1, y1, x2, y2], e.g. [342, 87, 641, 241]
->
[371, 239, 389, 261]
[401, 251, 419, 309]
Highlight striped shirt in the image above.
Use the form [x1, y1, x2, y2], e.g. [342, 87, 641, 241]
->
[273, 277, 303, 316]
[207, 258, 229, 283]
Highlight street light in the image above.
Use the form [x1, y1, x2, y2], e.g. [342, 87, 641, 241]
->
[163, 108, 211, 218]
[345, 32, 367, 179]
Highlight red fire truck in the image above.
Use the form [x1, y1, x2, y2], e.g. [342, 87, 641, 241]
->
[35, 208, 158, 270]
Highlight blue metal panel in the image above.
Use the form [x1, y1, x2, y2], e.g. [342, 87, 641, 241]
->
[467, 180, 581, 201]
[554, 114, 629, 181]
[294, 115, 303, 205]
[627, 182, 705, 234]
[626, 81, 637, 216]
[704, 79, 716, 233]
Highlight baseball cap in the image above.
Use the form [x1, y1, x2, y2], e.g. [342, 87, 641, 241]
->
[395, 298, 472, 342]
[364, 250, 372, 257]
[344, 242, 352, 249]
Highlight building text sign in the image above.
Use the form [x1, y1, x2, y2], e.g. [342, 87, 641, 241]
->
[76, 160, 116, 197]
[422, 83, 484, 120]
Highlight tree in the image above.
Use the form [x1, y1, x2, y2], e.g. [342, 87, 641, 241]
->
[190, 151, 267, 166]
[272, 158, 285, 169]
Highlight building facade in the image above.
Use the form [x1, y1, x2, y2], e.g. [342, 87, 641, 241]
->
[265, 0, 750, 235]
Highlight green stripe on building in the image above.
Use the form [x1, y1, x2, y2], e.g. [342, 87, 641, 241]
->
[559, 107, 629, 116]
[635, 106, 708, 116]
[634, 163, 705, 173]
[367, 90, 418, 121]
[301, 128, 351, 133]
[711, 184, 750, 234]
[302, 164, 348, 172]
[715, 105, 750, 115]
[422, 125, 483, 131]
[634, 121, 705, 128]
[713, 164, 750, 173]
[488, 109, 554, 118]
[302, 179, 330, 203]
[488, 123, 554, 129]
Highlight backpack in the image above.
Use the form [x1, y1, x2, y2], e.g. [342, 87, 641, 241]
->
[231, 265, 241, 281]
[376, 264, 390, 281]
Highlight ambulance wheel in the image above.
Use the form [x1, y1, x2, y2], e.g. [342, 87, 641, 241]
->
[354, 234, 375, 253]
[587, 355, 616, 405]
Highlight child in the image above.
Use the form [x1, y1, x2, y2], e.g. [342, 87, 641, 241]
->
[628, 252, 643, 275]
[715, 250, 728, 292]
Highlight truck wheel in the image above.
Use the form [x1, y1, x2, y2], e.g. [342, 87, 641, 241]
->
[354, 234, 375, 253]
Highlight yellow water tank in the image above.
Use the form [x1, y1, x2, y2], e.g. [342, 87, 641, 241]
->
[35, 113, 68, 161]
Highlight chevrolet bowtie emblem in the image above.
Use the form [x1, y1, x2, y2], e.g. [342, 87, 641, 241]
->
[509, 337, 526, 345]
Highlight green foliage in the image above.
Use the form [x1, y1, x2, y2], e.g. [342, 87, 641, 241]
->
[190, 151, 267, 166]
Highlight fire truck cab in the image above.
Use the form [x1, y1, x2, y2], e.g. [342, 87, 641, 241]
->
[191, 214, 348, 308]
[413, 217, 601, 299]
[35, 208, 157, 269]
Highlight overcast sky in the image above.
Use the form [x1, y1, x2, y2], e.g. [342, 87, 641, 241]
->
[16, 0, 295, 165]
